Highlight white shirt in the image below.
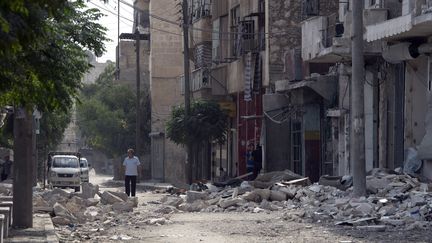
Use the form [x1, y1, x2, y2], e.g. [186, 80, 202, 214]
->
[123, 156, 141, 176]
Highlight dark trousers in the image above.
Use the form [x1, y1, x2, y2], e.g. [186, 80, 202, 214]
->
[125, 175, 137, 197]
[247, 167, 254, 180]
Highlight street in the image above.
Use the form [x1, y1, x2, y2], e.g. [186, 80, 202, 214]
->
[49, 173, 432, 243]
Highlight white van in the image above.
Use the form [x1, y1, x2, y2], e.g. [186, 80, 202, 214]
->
[48, 154, 81, 192]
[79, 157, 90, 182]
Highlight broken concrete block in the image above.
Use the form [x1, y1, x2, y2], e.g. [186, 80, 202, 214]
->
[260, 199, 281, 211]
[154, 206, 177, 214]
[53, 202, 76, 221]
[206, 197, 221, 206]
[178, 200, 207, 212]
[255, 189, 271, 201]
[270, 190, 286, 201]
[52, 216, 71, 225]
[33, 195, 50, 208]
[242, 191, 260, 202]
[378, 205, 397, 216]
[82, 183, 99, 199]
[109, 191, 128, 202]
[277, 186, 297, 199]
[186, 191, 208, 203]
[100, 191, 124, 205]
[112, 201, 134, 212]
[43, 188, 70, 201]
[308, 185, 322, 193]
[127, 197, 138, 207]
[219, 198, 243, 208]
[161, 196, 184, 207]
[352, 203, 374, 216]
[85, 198, 100, 207]
[232, 188, 239, 198]
[146, 218, 167, 225]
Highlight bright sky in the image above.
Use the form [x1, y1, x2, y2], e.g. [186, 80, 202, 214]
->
[85, 0, 135, 63]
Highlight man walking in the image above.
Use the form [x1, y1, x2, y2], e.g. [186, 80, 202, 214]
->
[123, 149, 140, 197]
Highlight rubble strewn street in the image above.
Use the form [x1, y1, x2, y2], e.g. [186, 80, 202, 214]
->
[29, 171, 432, 242]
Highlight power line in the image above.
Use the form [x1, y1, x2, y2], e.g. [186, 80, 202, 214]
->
[117, 0, 310, 38]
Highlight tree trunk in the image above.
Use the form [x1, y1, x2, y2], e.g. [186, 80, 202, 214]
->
[13, 108, 34, 228]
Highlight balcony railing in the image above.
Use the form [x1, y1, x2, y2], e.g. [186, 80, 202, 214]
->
[179, 68, 211, 94]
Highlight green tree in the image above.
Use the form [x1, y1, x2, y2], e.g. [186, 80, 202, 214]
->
[77, 63, 151, 158]
[166, 100, 229, 181]
[0, 0, 108, 227]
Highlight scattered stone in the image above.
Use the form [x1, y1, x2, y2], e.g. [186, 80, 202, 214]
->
[85, 198, 100, 207]
[219, 198, 243, 209]
[52, 216, 71, 225]
[155, 206, 178, 214]
[270, 190, 286, 201]
[109, 191, 128, 202]
[146, 218, 167, 225]
[356, 225, 386, 232]
[186, 191, 208, 203]
[100, 191, 124, 205]
[82, 183, 99, 199]
[112, 201, 134, 212]
[53, 203, 76, 221]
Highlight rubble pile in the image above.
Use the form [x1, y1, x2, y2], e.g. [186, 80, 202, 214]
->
[160, 170, 432, 230]
[33, 183, 157, 242]
[33, 183, 140, 226]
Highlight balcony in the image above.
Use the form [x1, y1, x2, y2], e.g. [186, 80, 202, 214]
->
[302, 9, 388, 63]
[366, 0, 432, 42]
[301, 15, 350, 63]
[179, 67, 227, 97]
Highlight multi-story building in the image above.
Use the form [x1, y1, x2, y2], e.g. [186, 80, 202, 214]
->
[149, 0, 187, 186]
[365, 0, 432, 179]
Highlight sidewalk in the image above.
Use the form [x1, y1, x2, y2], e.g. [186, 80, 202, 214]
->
[7, 214, 58, 243]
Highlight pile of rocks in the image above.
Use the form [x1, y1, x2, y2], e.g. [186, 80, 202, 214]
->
[159, 170, 432, 230]
[33, 183, 138, 226]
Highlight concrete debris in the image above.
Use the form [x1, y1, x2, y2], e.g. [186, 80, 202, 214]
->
[99, 191, 125, 205]
[82, 183, 99, 199]
[186, 191, 209, 203]
[51, 216, 71, 225]
[53, 202, 76, 222]
[146, 217, 169, 225]
[112, 201, 134, 212]
[158, 170, 432, 230]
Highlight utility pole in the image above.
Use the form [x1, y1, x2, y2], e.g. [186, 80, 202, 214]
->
[182, 0, 192, 184]
[13, 108, 34, 228]
[119, 30, 149, 157]
[351, 0, 366, 197]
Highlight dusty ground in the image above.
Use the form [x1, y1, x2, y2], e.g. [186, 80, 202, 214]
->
[58, 174, 432, 243]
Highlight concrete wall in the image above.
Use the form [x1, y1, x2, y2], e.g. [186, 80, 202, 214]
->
[117, 40, 150, 91]
[405, 57, 428, 148]
[150, 0, 186, 186]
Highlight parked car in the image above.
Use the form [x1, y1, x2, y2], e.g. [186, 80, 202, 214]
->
[79, 157, 90, 183]
[48, 152, 81, 192]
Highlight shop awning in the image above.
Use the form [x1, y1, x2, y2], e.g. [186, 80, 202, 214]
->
[366, 13, 432, 42]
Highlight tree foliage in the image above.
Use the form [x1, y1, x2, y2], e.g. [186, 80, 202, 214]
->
[0, 0, 109, 112]
[166, 100, 229, 146]
[77, 63, 151, 158]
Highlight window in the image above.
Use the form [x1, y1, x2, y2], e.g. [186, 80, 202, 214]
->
[230, 5, 240, 57]
[191, 0, 211, 22]
[53, 157, 79, 168]
[302, 0, 319, 17]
